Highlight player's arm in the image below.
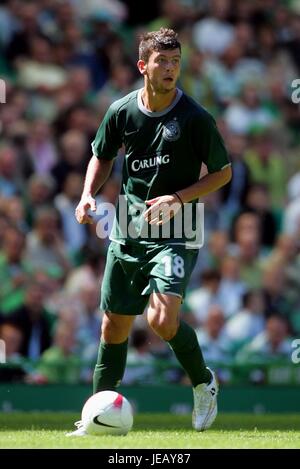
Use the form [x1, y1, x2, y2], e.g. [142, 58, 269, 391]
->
[174, 164, 232, 203]
[76, 102, 122, 225]
[144, 166, 231, 225]
[75, 156, 113, 224]
[178, 111, 232, 202]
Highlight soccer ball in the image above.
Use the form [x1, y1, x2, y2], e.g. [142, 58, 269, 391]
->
[81, 391, 133, 436]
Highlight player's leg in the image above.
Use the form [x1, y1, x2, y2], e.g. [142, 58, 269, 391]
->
[67, 312, 134, 437]
[94, 242, 149, 393]
[93, 312, 135, 393]
[66, 242, 146, 437]
[144, 241, 218, 431]
[147, 292, 211, 385]
[147, 292, 218, 431]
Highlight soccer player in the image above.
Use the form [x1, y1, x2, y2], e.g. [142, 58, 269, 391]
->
[68, 28, 231, 436]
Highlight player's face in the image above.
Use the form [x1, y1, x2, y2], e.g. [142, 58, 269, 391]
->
[143, 49, 181, 94]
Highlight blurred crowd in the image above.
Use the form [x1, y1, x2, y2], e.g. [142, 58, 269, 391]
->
[0, 0, 300, 385]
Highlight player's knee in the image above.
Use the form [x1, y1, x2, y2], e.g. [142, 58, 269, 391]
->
[101, 314, 131, 344]
[147, 310, 178, 341]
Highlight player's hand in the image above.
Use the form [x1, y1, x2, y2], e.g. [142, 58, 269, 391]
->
[144, 194, 182, 225]
[75, 195, 97, 224]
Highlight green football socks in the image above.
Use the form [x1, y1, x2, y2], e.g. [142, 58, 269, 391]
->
[168, 320, 211, 387]
[93, 339, 128, 393]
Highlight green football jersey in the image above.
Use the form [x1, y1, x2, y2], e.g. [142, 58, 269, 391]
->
[92, 88, 230, 246]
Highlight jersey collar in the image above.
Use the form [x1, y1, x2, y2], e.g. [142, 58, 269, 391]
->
[137, 88, 183, 117]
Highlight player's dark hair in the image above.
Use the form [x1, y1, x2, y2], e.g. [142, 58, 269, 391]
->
[139, 28, 181, 62]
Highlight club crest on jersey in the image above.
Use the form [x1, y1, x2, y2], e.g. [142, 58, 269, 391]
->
[162, 119, 181, 142]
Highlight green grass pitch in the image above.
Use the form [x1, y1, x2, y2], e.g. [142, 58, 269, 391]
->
[0, 413, 299, 449]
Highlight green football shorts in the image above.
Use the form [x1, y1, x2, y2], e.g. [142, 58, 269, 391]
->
[100, 241, 199, 315]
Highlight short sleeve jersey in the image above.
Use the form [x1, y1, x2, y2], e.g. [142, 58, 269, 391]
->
[92, 89, 230, 246]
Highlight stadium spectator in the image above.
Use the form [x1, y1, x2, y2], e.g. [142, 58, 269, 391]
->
[283, 188, 300, 238]
[6, 279, 55, 361]
[229, 211, 265, 288]
[16, 35, 67, 92]
[0, 321, 24, 361]
[4, 2, 43, 64]
[51, 130, 88, 193]
[64, 246, 105, 295]
[2, 196, 28, 233]
[54, 172, 88, 255]
[25, 174, 56, 227]
[195, 305, 233, 364]
[242, 183, 278, 248]
[30, 321, 81, 384]
[0, 226, 29, 313]
[236, 315, 292, 362]
[261, 261, 294, 320]
[244, 130, 286, 208]
[0, 145, 20, 197]
[147, 0, 190, 32]
[218, 255, 246, 318]
[179, 49, 215, 111]
[25, 207, 70, 275]
[27, 120, 57, 175]
[0, 321, 26, 382]
[224, 290, 266, 348]
[123, 328, 156, 385]
[76, 282, 102, 366]
[96, 61, 137, 110]
[193, 0, 235, 56]
[224, 83, 275, 135]
[186, 269, 222, 325]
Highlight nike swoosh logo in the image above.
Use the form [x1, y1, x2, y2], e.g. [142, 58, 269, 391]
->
[93, 416, 120, 428]
[124, 129, 139, 136]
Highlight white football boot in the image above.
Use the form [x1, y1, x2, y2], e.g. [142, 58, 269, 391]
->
[66, 420, 87, 437]
[192, 368, 218, 431]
